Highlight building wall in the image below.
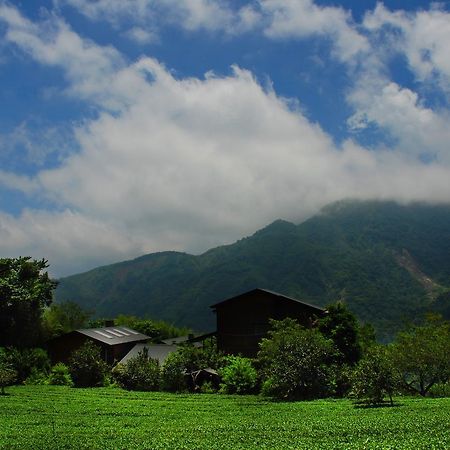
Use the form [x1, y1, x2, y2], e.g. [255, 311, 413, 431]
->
[215, 291, 323, 357]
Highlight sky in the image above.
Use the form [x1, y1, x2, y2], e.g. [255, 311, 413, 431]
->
[1, 0, 450, 277]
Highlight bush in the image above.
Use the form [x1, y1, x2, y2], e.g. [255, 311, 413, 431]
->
[161, 339, 223, 392]
[112, 349, 160, 391]
[161, 351, 188, 392]
[0, 347, 50, 383]
[258, 319, 335, 400]
[68, 341, 109, 387]
[0, 362, 17, 395]
[349, 345, 396, 406]
[24, 368, 48, 385]
[219, 356, 257, 394]
[48, 363, 73, 386]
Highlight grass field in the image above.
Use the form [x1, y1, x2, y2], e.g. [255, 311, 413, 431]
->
[0, 386, 449, 449]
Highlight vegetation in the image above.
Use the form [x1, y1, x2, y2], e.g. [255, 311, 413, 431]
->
[48, 363, 73, 387]
[0, 257, 57, 347]
[112, 349, 160, 391]
[0, 347, 50, 383]
[390, 317, 450, 396]
[68, 342, 109, 388]
[350, 345, 396, 406]
[1, 386, 449, 449]
[219, 356, 257, 394]
[258, 319, 335, 400]
[0, 363, 16, 395]
[56, 201, 450, 341]
[42, 301, 90, 339]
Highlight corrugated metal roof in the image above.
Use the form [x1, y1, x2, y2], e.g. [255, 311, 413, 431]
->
[118, 343, 178, 365]
[210, 288, 325, 312]
[76, 326, 150, 345]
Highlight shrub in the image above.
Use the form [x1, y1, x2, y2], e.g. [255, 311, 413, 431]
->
[161, 351, 188, 392]
[349, 345, 396, 406]
[68, 341, 109, 387]
[161, 339, 223, 392]
[258, 318, 335, 400]
[0, 347, 50, 383]
[0, 362, 17, 395]
[24, 368, 48, 385]
[219, 356, 257, 394]
[112, 349, 160, 391]
[48, 363, 73, 386]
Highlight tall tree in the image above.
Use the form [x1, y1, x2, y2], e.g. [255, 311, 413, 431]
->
[390, 316, 450, 396]
[317, 302, 362, 365]
[0, 257, 57, 347]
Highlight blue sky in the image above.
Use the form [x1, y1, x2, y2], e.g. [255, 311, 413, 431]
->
[1, 0, 450, 276]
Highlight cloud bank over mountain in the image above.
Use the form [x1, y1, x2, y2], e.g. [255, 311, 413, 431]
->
[0, 1, 449, 276]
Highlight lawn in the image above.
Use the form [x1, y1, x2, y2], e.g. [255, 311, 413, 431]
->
[0, 386, 449, 449]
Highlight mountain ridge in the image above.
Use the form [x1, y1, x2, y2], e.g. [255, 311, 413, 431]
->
[56, 200, 450, 340]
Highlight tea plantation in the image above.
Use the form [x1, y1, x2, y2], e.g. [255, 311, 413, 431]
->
[1, 386, 449, 449]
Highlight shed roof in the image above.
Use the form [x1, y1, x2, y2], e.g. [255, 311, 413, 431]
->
[210, 288, 325, 312]
[76, 326, 149, 345]
[118, 343, 178, 365]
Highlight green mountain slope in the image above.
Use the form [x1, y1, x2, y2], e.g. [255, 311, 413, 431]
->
[56, 200, 450, 340]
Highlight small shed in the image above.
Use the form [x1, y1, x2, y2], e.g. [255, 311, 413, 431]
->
[47, 326, 150, 365]
[211, 288, 325, 357]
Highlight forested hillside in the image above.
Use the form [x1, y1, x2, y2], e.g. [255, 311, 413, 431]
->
[56, 200, 450, 340]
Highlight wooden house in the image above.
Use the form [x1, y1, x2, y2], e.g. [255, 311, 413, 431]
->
[47, 326, 150, 365]
[211, 288, 325, 357]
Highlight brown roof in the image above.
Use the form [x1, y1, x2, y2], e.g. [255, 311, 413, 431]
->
[210, 288, 324, 312]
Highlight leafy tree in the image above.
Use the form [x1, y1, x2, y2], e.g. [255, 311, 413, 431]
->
[219, 356, 257, 394]
[0, 362, 17, 395]
[0, 257, 57, 347]
[68, 341, 109, 387]
[112, 349, 160, 391]
[349, 345, 396, 406]
[258, 318, 335, 400]
[42, 301, 91, 338]
[390, 317, 450, 396]
[317, 302, 361, 365]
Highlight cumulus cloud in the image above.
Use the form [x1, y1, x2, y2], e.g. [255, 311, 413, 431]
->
[1, 2, 450, 276]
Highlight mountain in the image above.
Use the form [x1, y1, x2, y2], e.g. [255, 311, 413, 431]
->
[56, 200, 450, 340]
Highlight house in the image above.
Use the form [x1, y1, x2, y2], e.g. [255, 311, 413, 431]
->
[211, 288, 325, 357]
[47, 326, 150, 365]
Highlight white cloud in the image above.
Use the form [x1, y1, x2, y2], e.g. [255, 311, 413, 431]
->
[363, 3, 450, 94]
[125, 27, 158, 44]
[259, 0, 368, 62]
[1, 3, 450, 277]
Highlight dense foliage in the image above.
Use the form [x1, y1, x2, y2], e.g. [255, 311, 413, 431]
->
[68, 342, 109, 388]
[390, 318, 450, 396]
[0, 257, 57, 347]
[219, 356, 257, 394]
[0, 362, 16, 395]
[56, 201, 450, 341]
[258, 319, 335, 400]
[112, 349, 160, 391]
[350, 345, 396, 405]
[318, 302, 361, 365]
[48, 363, 73, 386]
[0, 347, 50, 383]
[42, 301, 90, 339]
[1, 386, 449, 449]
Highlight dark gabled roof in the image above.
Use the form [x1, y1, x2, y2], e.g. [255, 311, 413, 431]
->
[76, 326, 149, 345]
[210, 288, 325, 312]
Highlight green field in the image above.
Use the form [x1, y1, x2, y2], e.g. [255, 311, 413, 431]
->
[1, 386, 449, 449]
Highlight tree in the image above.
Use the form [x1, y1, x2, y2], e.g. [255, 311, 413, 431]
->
[317, 302, 361, 365]
[42, 301, 91, 338]
[349, 345, 396, 406]
[68, 341, 109, 387]
[0, 257, 57, 347]
[390, 317, 450, 396]
[112, 349, 160, 391]
[258, 318, 335, 400]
